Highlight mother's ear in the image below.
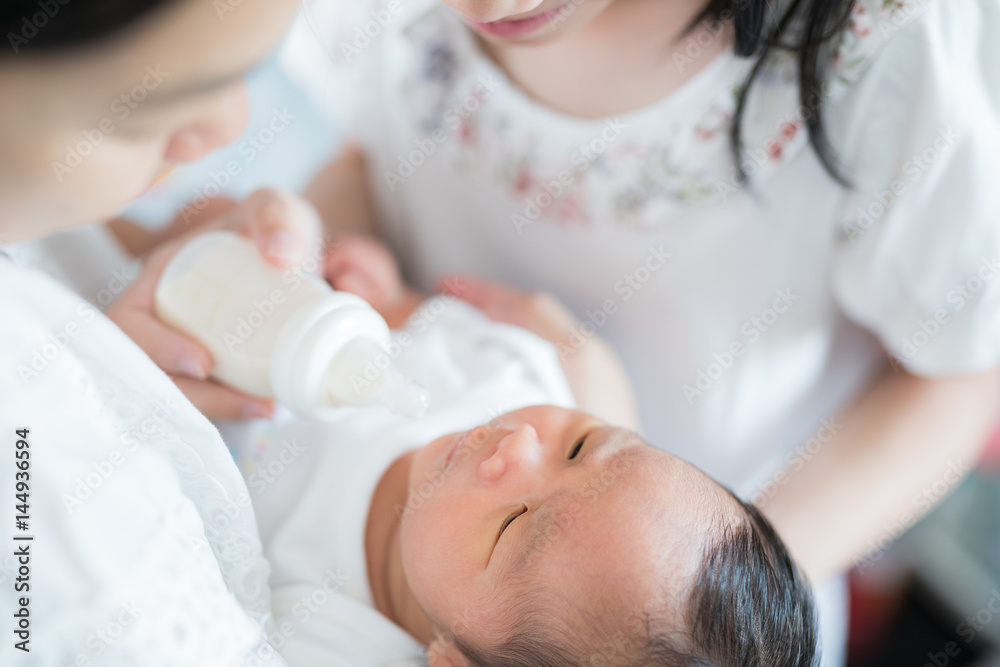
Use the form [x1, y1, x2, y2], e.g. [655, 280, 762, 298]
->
[427, 636, 471, 667]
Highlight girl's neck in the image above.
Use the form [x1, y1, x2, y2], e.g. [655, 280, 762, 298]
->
[477, 0, 733, 119]
[364, 450, 435, 644]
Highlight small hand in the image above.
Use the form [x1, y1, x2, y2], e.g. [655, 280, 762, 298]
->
[324, 235, 422, 329]
[439, 273, 640, 429]
[437, 274, 579, 348]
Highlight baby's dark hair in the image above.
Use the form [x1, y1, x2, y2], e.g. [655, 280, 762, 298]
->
[452, 493, 818, 667]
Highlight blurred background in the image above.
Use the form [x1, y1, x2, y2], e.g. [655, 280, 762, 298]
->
[845, 426, 1000, 667]
[120, 44, 1000, 667]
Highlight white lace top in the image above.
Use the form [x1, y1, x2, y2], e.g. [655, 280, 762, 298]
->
[0, 257, 281, 667]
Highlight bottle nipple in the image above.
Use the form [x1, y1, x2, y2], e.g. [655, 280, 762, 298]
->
[326, 337, 429, 418]
[373, 371, 431, 419]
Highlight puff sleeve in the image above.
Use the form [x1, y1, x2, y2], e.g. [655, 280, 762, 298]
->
[831, 0, 1000, 375]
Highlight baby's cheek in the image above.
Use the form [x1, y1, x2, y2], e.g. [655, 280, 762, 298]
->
[401, 529, 451, 608]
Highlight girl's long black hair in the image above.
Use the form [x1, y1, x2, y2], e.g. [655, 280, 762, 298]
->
[696, 0, 857, 185]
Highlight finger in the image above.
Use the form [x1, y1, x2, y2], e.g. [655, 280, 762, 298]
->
[325, 238, 404, 306]
[329, 270, 379, 304]
[111, 305, 214, 380]
[438, 274, 522, 320]
[234, 188, 323, 269]
[324, 237, 392, 279]
[323, 239, 365, 280]
[171, 376, 274, 421]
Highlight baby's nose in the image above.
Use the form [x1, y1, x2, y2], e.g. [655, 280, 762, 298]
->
[477, 424, 543, 482]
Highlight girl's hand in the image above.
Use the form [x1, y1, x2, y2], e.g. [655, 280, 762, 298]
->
[323, 235, 422, 329]
[107, 188, 323, 420]
[439, 274, 640, 429]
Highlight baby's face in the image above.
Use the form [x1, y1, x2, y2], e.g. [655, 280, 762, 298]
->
[400, 406, 737, 650]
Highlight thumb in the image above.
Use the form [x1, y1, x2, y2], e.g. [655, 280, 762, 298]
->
[233, 188, 324, 268]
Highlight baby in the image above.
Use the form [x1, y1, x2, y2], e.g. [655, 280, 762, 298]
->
[381, 406, 817, 667]
[224, 235, 818, 667]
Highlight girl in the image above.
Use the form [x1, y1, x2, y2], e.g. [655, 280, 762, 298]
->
[267, 0, 1000, 662]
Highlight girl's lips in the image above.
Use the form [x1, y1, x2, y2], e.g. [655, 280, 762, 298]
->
[467, 4, 566, 39]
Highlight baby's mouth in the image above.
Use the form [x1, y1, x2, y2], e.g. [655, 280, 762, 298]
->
[444, 430, 469, 472]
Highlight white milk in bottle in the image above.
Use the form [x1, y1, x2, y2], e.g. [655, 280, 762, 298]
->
[154, 230, 428, 419]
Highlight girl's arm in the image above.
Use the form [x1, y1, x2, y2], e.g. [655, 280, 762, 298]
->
[303, 143, 380, 239]
[758, 367, 999, 583]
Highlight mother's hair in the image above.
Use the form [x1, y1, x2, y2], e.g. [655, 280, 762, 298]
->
[2, 0, 177, 54]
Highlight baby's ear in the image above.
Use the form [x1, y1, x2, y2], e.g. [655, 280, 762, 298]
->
[426, 637, 470, 667]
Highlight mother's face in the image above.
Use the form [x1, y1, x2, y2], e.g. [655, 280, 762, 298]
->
[0, 0, 299, 242]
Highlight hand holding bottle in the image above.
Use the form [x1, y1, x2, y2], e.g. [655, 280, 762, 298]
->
[107, 188, 323, 420]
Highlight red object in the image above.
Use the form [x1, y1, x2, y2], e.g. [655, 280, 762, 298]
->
[846, 568, 909, 663]
[977, 420, 1000, 470]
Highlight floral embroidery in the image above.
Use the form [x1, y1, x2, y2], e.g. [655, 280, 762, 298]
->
[829, 0, 928, 95]
[399, 0, 927, 230]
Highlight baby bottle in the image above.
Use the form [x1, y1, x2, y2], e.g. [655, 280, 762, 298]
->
[154, 230, 428, 419]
